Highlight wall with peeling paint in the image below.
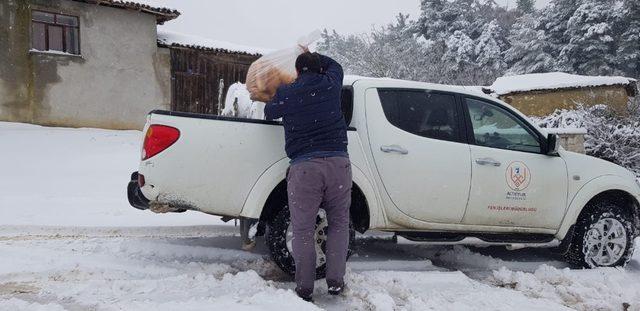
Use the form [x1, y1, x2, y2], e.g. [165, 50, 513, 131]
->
[0, 0, 171, 130]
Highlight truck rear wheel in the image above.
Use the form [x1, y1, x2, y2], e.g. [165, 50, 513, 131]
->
[266, 206, 355, 279]
[564, 202, 636, 268]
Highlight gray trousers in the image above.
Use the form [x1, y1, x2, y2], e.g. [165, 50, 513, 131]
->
[287, 156, 352, 294]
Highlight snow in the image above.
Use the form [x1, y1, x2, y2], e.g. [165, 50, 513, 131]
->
[28, 49, 82, 57]
[221, 83, 265, 119]
[0, 121, 223, 227]
[157, 29, 272, 56]
[1, 230, 638, 310]
[489, 72, 635, 95]
[0, 235, 314, 311]
[491, 265, 640, 311]
[1, 121, 639, 310]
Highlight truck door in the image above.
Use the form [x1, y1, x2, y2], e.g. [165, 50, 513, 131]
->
[365, 88, 471, 223]
[460, 97, 568, 229]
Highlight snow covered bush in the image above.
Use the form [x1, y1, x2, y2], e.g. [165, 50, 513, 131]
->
[533, 103, 640, 177]
[318, 15, 459, 84]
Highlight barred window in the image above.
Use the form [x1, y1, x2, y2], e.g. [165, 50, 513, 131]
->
[31, 10, 80, 55]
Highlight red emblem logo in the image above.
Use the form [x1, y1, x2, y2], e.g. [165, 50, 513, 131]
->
[506, 161, 531, 191]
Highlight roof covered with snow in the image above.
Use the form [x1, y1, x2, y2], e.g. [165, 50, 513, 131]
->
[72, 0, 180, 24]
[489, 72, 636, 96]
[157, 30, 271, 56]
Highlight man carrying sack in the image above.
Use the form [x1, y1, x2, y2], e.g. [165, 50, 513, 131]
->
[263, 52, 351, 302]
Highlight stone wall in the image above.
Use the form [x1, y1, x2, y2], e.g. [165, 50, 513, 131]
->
[0, 0, 172, 130]
[499, 85, 630, 117]
[546, 129, 587, 154]
[557, 133, 586, 154]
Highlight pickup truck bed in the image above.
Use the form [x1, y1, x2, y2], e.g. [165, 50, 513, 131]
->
[133, 109, 361, 219]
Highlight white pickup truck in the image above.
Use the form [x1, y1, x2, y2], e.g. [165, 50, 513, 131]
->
[128, 76, 640, 276]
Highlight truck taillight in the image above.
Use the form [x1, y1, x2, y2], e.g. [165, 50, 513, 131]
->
[142, 125, 180, 160]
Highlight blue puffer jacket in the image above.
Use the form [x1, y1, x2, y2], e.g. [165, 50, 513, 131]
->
[264, 54, 348, 163]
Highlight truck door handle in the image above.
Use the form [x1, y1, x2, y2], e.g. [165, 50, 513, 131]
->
[475, 158, 501, 167]
[380, 145, 409, 155]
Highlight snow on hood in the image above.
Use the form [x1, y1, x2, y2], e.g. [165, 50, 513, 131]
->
[157, 29, 272, 56]
[489, 72, 635, 95]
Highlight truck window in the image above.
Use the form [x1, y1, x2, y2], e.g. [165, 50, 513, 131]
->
[465, 98, 541, 153]
[377, 89, 461, 143]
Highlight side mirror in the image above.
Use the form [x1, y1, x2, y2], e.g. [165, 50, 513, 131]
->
[545, 133, 560, 155]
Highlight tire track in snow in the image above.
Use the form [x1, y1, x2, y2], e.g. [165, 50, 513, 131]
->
[1, 229, 638, 310]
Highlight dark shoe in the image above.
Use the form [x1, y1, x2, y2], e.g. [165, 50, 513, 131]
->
[327, 281, 345, 296]
[296, 288, 314, 302]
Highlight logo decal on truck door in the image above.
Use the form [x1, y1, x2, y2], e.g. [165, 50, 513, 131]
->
[506, 161, 531, 191]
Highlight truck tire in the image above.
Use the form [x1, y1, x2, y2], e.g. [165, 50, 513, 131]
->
[564, 201, 636, 268]
[266, 206, 355, 279]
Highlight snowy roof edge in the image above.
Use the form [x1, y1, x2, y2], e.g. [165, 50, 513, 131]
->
[489, 73, 637, 96]
[72, 0, 180, 24]
[157, 30, 271, 56]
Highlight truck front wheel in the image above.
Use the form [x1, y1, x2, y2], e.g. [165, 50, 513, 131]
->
[564, 202, 636, 268]
[266, 207, 355, 279]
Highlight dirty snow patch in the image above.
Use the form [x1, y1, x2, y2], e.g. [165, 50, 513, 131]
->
[490, 264, 640, 310]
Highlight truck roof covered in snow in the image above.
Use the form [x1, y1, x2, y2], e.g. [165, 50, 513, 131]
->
[343, 75, 484, 97]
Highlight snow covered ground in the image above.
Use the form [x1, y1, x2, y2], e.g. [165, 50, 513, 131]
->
[0, 121, 223, 228]
[1, 122, 639, 310]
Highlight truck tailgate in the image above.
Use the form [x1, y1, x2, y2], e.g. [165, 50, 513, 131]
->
[138, 112, 287, 217]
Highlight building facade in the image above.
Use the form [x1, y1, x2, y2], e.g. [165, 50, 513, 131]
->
[0, 0, 266, 130]
[0, 0, 182, 130]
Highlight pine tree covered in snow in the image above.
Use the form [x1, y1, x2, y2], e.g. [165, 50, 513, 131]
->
[417, 0, 452, 43]
[504, 14, 556, 74]
[366, 14, 444, 81]
[318, 14, 449, 83]
[318, 30, 370, 77]
[442, 30, 478, 79]
[516, 0, 535, 14]
[538, 0, 579, 63]
[560, 0, 619, 75]
[319, 0, 637, 84]
[475, 20, 508, 75]
[420, 0, 481, 83]
[617, 0, 640, 78]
